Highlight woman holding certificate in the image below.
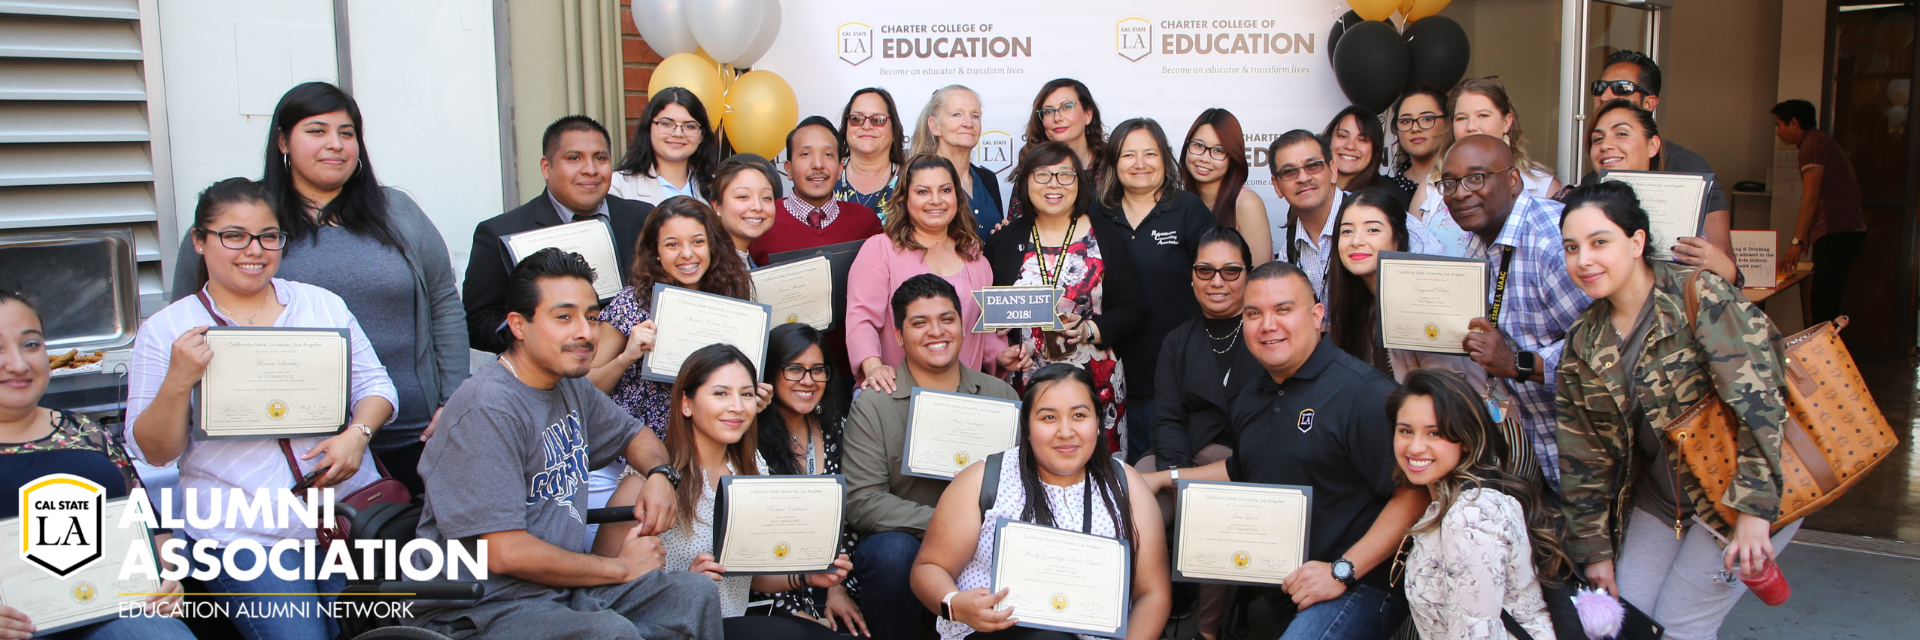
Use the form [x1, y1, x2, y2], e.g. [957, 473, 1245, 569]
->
[596, 344, 850, 640]
[612, 87, 718, 204]
[1586, 99, 1739, 283]
[847, 155, 1013, 391]
[127, 179, 398, 640]
[912, 364, 1169, 640]
[1555, 181, 1797, 640]
[0, 291, 192, 640]
[1322, 188, 1488, 388]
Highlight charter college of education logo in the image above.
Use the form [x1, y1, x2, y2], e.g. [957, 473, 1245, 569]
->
[1116, 17, 1152, 61]
[19, 473, 107, 577]
[838, 22, 874, 66]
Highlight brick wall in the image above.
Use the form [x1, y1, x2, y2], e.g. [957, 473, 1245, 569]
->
[619, 0, 664, 144]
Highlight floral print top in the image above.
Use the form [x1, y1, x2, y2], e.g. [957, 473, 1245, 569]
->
[2, 411, 145, 518]
[598, 285, 671, 440]
[1005, 229, 1127, 455]
[1403, 488, 1554, 640]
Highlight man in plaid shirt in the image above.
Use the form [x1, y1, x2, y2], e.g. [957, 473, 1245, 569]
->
[1442, 135, 1591, 492]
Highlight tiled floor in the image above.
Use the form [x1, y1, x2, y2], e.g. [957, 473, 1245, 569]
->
[1799, 350, 1920, 543]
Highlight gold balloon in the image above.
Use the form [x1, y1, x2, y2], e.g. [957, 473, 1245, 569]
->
[1400, 0, 1417, 16]
[1407, 0, 1452, 22]
[648, 52, 726, 125]
[1350, 0, 1400, 22]
[723, 70, 799, 158]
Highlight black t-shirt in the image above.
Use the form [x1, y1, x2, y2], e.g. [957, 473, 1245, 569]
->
[1226, 339, 1400, 596]
[1088, 190, 1216, 399]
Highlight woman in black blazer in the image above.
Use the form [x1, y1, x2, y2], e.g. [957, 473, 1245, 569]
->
[984, 141, 1146, 457]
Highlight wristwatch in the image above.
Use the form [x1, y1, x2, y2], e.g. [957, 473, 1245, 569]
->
[1514, 351, 1538, 380]
[1331, 558, 1358, 588]
[350, 424, 372, 439]
[940, 590, 961, 621]
[646, 464, 682, 489]
[1790, 237, 1803, 246]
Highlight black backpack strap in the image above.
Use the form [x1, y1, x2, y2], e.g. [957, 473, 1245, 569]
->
[1500, 610, 1538, 640]
[978, 452, 1004, 513]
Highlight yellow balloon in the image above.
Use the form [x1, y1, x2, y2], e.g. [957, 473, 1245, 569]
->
[648, 53, 726, 126]
[723, 70, 799, 158]
[1350, 0, 1400, 22]
[1407, 0, 1452, 22]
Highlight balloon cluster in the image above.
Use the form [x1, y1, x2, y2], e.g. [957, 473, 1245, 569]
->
[1327, 1, 1470, 113]
[635, 0, 799, 158]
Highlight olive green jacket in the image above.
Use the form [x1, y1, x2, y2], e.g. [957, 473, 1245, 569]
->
[1554, 261, 1787, 563]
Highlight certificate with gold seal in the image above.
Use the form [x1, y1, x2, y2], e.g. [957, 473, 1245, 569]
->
[1376, 251, 1488, 356]
[901, 389, 1021, 480]
[750, 255, 834, 330]
[193, 327, 350, 439]
[1171, 481, 1312, 586]
[989, 518, 1131, 638]
[712, 475, 846, 575]
[0, 499, 162, 636]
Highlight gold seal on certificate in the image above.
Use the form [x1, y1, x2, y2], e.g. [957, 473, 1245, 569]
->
[503, 220, 624, 300]
[751, 255, 834, 330]
[1171, 481, 1311, 586]
[713, 476, 846, 574]
[1376, 251, 1488, 356]
[1597, 170, 1713, 260]
[195, 327, 351, 439]
[641, 284, 772, 383]
[989, 518, 1131, 637]
[0, 499, 161, 636]
[901, 389, 1021, 480]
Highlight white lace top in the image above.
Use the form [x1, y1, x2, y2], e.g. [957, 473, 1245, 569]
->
[1404, 488, 1555, 640]
[658, 453, 769, 617]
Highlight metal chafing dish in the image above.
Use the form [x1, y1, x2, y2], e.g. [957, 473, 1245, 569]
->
[0, 229, 139, 413]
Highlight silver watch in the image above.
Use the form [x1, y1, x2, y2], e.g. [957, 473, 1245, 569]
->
[351, 423, 372, 438]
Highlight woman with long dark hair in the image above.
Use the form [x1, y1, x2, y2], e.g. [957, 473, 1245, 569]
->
[1392, 86, 1472, 257]
[168, 82, 465, 496]
[1324, 188, 1485, 385]
[613, 87, 719, 204]
[708, 155, 781, 266]
[1021, 78, 1108, 183]
[1587, 99, 1739, 284]
[837, 87, 907, 220]
[912, 364, 1170, 640]
[1323, 105, 1413, 201]
[1179, 108, 1272, 261]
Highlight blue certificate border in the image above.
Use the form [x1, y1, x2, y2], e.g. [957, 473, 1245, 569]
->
[899, 388, 1021, 481]
[1168, 480, 1314, 586]
[987, 517, 1132, 638]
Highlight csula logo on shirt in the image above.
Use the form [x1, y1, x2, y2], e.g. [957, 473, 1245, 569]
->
[1297, 408, 1315, 433]
[528, 410, 590, 521]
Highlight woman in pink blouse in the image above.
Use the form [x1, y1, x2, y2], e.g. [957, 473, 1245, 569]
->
[846, 154, 1014, 392]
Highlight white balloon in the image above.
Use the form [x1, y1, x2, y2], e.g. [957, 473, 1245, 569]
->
[686, 0, 765, 64]
[632, 0, 699, 58]
[730, 0, 781, 68]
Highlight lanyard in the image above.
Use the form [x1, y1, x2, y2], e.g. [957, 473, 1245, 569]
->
[1487, 246, 1516, 328]
[1030, 215, 1079, 288]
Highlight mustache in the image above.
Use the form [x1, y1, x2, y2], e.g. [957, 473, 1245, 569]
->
[806, 171, 831, 181]
[561, 340, 595, 352]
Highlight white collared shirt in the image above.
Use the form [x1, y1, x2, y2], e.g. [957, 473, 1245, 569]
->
[1276, 189, 1344, 302]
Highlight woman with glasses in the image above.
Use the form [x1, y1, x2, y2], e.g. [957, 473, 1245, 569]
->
[129, 179, 398, 640]
[838, 87, 906, 221]
[1392, 86, 1472, 257]
[1178, 108, 1272, 262]
[910, 85, 1003, 238]
[1450, 77, 1564, 199]
[613, 87, 718, 204]
[1022, 79, 1108, 184]
[984, 141, 1146, 455]
[1324, 106, 1414, 202]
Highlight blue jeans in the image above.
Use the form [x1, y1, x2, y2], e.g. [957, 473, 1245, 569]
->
[197, 540, 346, 640]
[852, 531, 923, 640]
[1276, 584, 1406, 640]
[43, 616, 195, 640]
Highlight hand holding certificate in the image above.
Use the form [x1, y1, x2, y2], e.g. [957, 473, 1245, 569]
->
[1376, 252, 1488, 355]
[712, 476, 846, 575]
[503, 220, 624, 300]
[990, 518, 1131, 637]
[1171, 481, 1311, 586]
[1598, 170, 1713, 259]
[902, 389, 1021, 480]
[751, 256, 834, 330]
[195, 327, 350, 439]
[0, 499, 162, 636]
[640, 284, 771, 383]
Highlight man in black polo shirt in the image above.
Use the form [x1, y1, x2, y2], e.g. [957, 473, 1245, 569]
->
[1144, 261, 1421, 640]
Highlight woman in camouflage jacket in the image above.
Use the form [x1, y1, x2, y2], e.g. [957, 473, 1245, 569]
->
[1553, 182, 1795, 640]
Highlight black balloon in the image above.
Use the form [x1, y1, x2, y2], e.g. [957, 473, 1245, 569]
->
[1404, 15, 1472, 92]
[1327, 10, 1364, 64]
[1332, 21, 1409, 113]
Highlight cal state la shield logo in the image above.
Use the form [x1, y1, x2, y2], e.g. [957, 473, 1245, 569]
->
[1296, 409, 1315, 433]
[973, 130, 1015, 176]
[837, 22, 874, 66]
[1116, 17, 1152, 62]
[20, 473, 107, 577]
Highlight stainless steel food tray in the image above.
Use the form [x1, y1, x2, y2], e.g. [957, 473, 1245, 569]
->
[0, 229, 138, 351]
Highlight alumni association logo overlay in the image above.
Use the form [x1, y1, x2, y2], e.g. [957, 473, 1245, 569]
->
[20, 473, 106, 577]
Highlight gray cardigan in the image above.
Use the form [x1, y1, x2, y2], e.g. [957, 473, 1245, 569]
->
[171, 187, 470, 409]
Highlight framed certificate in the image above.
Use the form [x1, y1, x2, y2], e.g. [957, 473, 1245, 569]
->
[1171, 481, 1311, 586]
[640, 284, 772, 383]
[901, 389, 1021, 480]
[751, 255, 834, 330]
[712, 475, 846, 575]
[503, 220, 625, 300]
[989, 518, 1131, 638]
[767, 239, 865, 333]
[1596, 170, 1714, 260]
[971, 286, 1066, 333]
[193, 327, 351, 440]
[1376, 252, 1488, 356]
[0, 499, 162, 636]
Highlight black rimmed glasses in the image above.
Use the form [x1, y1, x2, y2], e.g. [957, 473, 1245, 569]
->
[1187, 140, 1229, 161]
[1035, 100, 1080, 120]
[847, 113, 890, 128]
[653, 119, 703, 136]
[1192, 263, 1246, 282]
[199, 228, 290, 251]
[1273, 159, 1328, 182]
[1394, 115, 1442, 132]
[1435, 166, 1513, 196]
[780, 364, 833, 382]
[1030, 170, 1077, 186]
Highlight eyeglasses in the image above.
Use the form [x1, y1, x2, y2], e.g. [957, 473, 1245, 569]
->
[1035, 100, 1080, 120]
[1187, 140, 1229, 161]
[1590, 79, 1648, 98]
[847, 113, 890, 128]
[1273, 159, 1328, 182]
[653, 119, 703, 136]
[1436, 167, 1513, 196]
[1030, 170, 1077, 186]
[780, 364, 833, 382]
[199, 228, 290, 251]
[1192, 263, 1247, 281]
[1394, 115, 1443, 132]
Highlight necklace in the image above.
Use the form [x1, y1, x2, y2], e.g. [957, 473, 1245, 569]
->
[498, 355, 521, 378]
[1030, 214, 1080, 287]
[1204, 321, 1243, 353]
[788, 415, 818, 474]
[213, 295, 268, 325]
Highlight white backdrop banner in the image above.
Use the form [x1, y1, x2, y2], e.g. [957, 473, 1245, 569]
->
[753, 0, 1353, 214]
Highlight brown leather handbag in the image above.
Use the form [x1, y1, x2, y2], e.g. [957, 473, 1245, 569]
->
[1663, 271, 1899, 531]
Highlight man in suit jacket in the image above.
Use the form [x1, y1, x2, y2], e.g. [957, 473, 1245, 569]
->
[465, 115, 653, 353]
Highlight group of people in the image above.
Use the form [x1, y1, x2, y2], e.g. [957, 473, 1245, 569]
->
[0, 47, 1860, 640]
